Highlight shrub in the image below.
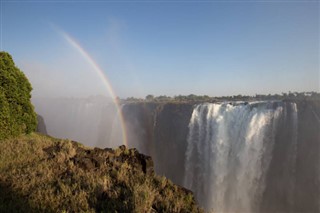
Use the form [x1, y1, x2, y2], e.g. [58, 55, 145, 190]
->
[0, 52, 37, 139]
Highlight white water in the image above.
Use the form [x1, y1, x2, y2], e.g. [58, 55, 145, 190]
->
[184, 102, 298, 212]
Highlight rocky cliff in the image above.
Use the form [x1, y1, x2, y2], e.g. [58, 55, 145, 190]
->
[122, 100, 320, 212]
[122, 103, 194, 184]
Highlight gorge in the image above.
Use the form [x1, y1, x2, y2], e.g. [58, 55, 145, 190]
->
[34, 98, 320, 212]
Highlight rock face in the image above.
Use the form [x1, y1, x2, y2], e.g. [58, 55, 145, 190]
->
[260, 100, 320, 212]
[37, 114, 48, 134]
[122, 103, 194, 184]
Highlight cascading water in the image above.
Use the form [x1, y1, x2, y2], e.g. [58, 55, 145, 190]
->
[184, 102, 298, 212]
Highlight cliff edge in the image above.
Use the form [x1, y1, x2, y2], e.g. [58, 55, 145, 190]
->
[0, 133, 203, 213]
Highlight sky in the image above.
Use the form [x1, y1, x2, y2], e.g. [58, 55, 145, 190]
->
[0, 0, 319, 98]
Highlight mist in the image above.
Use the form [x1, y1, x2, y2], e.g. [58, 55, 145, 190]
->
[33, 96, 125, 148]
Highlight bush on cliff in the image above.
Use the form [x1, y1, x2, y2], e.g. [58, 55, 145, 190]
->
[0, 52, 37, 139]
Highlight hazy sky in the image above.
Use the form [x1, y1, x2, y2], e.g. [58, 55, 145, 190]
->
[1, 0, 319, 98]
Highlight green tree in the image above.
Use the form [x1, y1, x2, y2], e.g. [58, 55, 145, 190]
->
[0, 52, 37, 139]
[145, 94, 154, 101]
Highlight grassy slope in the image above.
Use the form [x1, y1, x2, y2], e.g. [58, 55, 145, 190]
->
[0, 133, 203, 213]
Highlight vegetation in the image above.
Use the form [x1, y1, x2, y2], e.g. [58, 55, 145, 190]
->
[0, 52, 37, 140]
[0, 133, 203, 213]
[123, 92, 320, 104]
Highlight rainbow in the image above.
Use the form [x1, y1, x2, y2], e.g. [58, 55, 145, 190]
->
[59, 30, 128, 147]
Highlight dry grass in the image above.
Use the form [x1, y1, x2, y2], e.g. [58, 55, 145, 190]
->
[0, 133, 203, 213]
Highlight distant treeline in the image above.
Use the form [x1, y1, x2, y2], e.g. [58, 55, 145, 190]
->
[122, 92, 320, 103]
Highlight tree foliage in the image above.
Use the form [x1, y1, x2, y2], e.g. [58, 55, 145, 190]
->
[145, 94, 154, 101]
[0, 52, 37, 139]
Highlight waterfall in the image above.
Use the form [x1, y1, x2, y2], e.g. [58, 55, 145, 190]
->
[184, 101, 298, 212]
